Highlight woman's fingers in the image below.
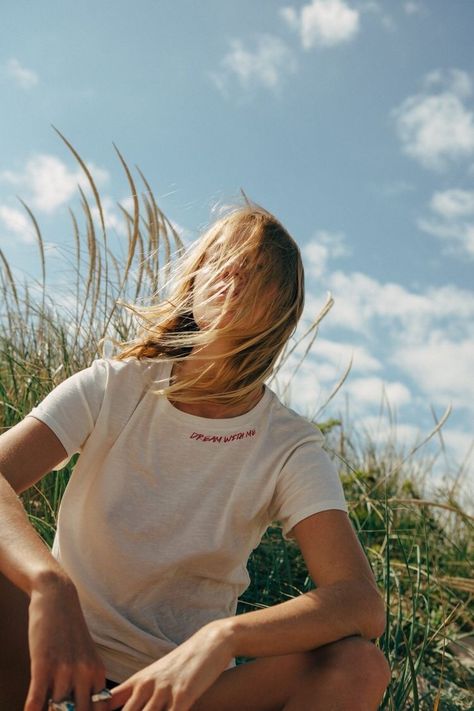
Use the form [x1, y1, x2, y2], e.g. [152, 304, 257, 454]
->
[121, 686, 151, 711]
[142, 699, 170, 711]
[88, 675, 112, 711]
[74, 678, 107, 711]
[72, 683, 92, 711]
[50, 663, 73, 704]
[142, 693, 188, 711]
[109, 680, 133, 709]
[24, 670, 49, 711]
[24, 665, 108, 711]
[71, 666, 108, 711]
[122, 690, 170, 711]
[112, 681, 167, 711]
[113, 682, 189, 711]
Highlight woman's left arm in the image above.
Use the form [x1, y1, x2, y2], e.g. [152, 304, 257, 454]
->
[222, 509, 386, 659]
[110, 510, 385, 710]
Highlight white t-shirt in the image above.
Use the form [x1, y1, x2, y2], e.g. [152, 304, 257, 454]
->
[26, 357, 348, 682]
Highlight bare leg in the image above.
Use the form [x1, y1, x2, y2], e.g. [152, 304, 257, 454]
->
[0, 572, 31, 711]
[192, 636, 391, 711]
[282, 637, 391, 711]
[0, 576, 391, 711]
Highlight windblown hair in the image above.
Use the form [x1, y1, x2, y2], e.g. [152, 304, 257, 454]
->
[112, 202, 305, 405]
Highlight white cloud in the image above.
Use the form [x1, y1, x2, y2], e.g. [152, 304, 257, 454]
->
[301, 229, 474, 420]
[212, 34, 297, 94]
[430, 188, 474, 219]
[90, 196, 127, 236]
[441, 429, 474, 463]
[341, 413, 473, 494]
[320, 270, 416, 334]
[418, 188, 474, 258]
[418, 217, 474, 258]
[273, 359, 325, 414]
[5, 58, 38, 89]
[117, 196, 191, 247]
[440, 428, 474, 493]
[303, 230, 474, 338]
[393, 69, 474, 170]
[392, 336, 474, 410]
[0, 205, 35, 243]
[345, 376, 411, 408]
[281, 0, 360, 49]
[287, 227, 474, 486]
[326, 270, 474, 340]
[119, 195, 136, 214]
[274, 350, 407, 422]
[271, 231, 474, 490]
[0, 155, 109, 214]
[424, 68, 472, 99]
[313, 337, 382, 373]
[303, 230, 350, 278]
[349, 414, 429, 462]
[272, 329, 383, 416]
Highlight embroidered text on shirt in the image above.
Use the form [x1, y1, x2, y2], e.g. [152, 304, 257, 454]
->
[190, 429, 256, 443]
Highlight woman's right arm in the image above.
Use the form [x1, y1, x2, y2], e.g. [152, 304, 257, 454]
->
[0, 417, 106, 711]
[0, 417, 72, 592]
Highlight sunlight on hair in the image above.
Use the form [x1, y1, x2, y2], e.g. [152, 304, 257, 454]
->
[112, 201, 313, 406]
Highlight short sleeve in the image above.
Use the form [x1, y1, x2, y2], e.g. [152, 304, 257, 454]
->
[25, 359, 108, 469]
[271, 440, 348, 540]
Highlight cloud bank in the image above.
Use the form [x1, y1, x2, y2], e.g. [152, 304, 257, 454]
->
[281, 0, 360, 49]
[211, 34, 297, 95]
[393, 69, 474, 171]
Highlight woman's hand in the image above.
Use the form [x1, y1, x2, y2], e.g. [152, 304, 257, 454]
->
[25, 572, 108, 711]
[109, 620, 234, 711]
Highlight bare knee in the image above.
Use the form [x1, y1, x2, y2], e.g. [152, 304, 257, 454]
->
[313, 637, 391, 701]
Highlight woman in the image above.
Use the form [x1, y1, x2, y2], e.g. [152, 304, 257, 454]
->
[0, 204, 390, 710]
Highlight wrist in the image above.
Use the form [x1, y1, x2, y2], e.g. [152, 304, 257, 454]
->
[204, 616, 241, 658]
[30, 567, 77, 599]
[198, 617, 235, 659]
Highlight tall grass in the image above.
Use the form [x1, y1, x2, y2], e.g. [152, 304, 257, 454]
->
[1, 137, 472, 709]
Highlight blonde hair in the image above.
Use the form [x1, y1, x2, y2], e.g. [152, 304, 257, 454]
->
[112, 202, 304, 405]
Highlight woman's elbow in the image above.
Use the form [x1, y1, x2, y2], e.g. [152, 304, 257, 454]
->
[362, 588, 387, 639]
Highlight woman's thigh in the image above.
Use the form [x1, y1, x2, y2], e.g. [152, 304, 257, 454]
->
[0, 572, 31, 710]
[191, 651, 314, 711]
[191, 637, 390, 711]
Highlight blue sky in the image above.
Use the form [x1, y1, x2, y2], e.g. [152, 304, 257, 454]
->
[1, 1, 473, 498]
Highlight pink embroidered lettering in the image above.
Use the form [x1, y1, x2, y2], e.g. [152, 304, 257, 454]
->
[190, 430, 256, 443]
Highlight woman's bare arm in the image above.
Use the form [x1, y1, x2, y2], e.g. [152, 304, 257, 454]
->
[0, 417, 71, 593]
[108, 509, 385, 711]
[0, 416, 68, 494]
[217, 510, 385, 659]
[0, 417, 106, 711]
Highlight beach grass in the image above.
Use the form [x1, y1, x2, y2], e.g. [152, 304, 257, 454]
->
[0, 138, 472, 709]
